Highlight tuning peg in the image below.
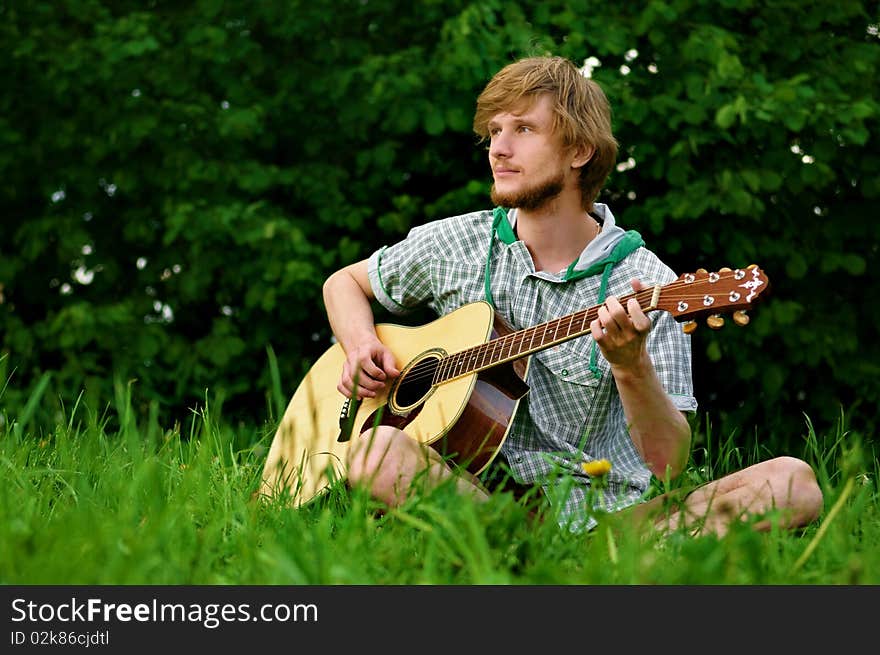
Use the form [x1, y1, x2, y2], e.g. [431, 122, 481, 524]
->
[707, 315, 725, 330]
[719, 267, 731, 273]
[733, 310, 750, 326]
[696, 268, 708, 275]
[682, 320, 698, 334]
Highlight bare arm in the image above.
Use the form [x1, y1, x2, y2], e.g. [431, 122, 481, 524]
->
[590, 279, 691, 479]
[322, 259, 400, 399]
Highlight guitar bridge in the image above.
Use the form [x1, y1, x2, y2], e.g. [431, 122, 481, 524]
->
[337, 397, 360, 443]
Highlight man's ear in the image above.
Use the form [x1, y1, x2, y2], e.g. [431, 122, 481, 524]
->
[571, 145, 595, 169]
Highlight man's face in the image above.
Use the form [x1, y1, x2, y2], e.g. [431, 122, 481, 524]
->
[487, 94, 576, 211]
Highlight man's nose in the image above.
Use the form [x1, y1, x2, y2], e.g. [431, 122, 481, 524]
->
[489, 132, 511, 159]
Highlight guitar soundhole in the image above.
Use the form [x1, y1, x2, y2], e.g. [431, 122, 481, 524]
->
[393, 355, 440, 411]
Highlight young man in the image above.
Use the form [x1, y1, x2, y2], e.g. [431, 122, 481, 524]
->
[321, 56, 823, 536]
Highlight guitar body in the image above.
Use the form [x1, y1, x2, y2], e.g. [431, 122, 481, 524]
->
[260, 301, 530, 507]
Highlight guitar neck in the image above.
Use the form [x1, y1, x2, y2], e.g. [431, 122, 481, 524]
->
[434, 286, 662, 384]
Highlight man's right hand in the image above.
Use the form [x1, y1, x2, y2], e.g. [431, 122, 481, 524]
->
[338, 339, 400, 400]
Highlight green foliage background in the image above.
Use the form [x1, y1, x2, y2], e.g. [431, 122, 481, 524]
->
[2, 0, 878, 451]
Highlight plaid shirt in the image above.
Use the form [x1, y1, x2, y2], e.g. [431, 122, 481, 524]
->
[367, 203, 696, 531]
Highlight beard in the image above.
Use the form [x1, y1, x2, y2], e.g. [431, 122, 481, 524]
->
[490, 170, 565, 211]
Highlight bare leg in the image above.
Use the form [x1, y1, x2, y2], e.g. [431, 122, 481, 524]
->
[346, 425, 490, 506]
[634, 456, 823, 537]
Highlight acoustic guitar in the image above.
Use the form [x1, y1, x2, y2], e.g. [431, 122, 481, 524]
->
[260, 265, 769, 506]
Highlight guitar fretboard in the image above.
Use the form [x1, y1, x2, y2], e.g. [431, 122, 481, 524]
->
[433, 287, 657, 384]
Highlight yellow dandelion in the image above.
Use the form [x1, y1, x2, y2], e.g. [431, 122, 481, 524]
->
[582, 459, 612, 477]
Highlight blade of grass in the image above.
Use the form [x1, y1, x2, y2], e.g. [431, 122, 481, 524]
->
[791, 475, 856, 573]
[12, 371, 52, 439]
[266, 344, 285, 423]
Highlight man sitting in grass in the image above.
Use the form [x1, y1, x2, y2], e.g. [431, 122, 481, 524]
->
[317, 55, 823, 536]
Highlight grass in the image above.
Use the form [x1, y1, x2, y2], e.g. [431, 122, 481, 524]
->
[0, 378, 877, 585]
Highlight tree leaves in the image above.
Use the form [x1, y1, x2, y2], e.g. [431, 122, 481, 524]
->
[1, 0, 878, 447]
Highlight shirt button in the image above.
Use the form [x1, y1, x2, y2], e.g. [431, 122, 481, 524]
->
[561, 368, 569, 376]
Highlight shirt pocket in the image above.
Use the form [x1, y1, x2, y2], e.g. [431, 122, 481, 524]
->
[431, 262, 486, 315]
[529, 342, 600, 427]
[535, 341, 599, 385]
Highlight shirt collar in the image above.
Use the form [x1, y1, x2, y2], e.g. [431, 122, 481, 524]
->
[498, 203, 629, 273]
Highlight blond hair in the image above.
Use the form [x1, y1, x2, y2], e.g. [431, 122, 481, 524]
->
[474, 56, 618, 209]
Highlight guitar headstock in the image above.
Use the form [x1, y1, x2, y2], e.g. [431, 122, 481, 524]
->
[655, 265, 770, 333]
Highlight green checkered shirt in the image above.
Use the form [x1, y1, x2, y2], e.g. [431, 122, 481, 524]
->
[367, 203, 696, 531]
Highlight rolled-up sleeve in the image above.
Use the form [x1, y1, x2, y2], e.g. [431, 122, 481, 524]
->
[367, 224, 437, 316]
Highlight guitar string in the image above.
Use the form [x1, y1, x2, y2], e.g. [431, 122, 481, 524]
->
[390, 275, 762, 388]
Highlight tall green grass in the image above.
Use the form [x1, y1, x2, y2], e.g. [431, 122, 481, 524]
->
[1, 374, 877, 585]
